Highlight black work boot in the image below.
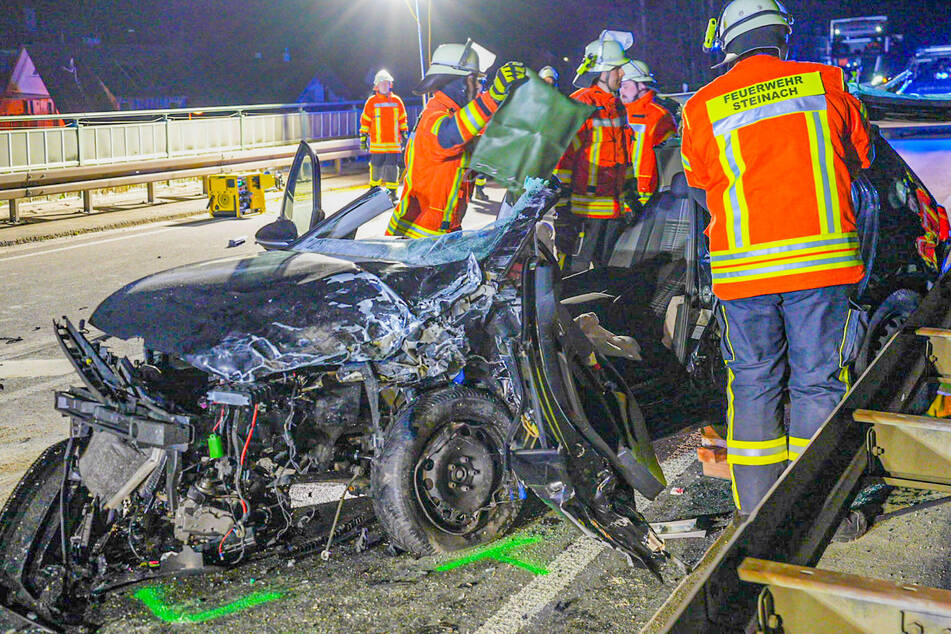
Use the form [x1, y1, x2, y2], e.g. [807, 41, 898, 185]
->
[474, 186, 489, 202]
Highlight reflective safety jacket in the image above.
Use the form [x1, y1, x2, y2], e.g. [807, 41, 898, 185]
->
[386, 90, 499, 238]
[625, 90, 676, 201]
[554, 85, 633, 219]
[681, 55, 872, 300]
[360, 92, 409, 154]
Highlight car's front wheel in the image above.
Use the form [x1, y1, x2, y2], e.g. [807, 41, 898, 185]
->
[371, 386, 522, 555]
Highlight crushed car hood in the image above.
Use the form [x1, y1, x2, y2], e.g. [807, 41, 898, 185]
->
[91, 250, 482, 382]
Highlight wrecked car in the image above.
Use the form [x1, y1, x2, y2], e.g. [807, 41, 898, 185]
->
[0, 130, 946, 630]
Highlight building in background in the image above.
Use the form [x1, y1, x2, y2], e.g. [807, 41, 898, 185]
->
[0, 46, 119, 126]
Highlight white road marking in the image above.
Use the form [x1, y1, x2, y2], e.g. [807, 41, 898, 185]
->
[476, 438, 701, 634]
[0, 359, 75, 378]
[0, 228, 175, 263]
[0, 376, 69, 405]
[475, 538, 608, 634]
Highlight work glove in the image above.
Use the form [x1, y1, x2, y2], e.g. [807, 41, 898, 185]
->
[440, 220, 452, 232]
[622, 181, 644, 222]
[488, 61, 528, 102]
[360, 135, 369, 151]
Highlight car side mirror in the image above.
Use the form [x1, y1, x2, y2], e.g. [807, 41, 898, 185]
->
[254, 217, 299, 250]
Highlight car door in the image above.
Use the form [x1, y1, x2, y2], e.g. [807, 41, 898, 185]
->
[280, 141, 324, 236]
[510, 247, 672, 576]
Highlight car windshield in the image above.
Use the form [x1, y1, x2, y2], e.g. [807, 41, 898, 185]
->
[289, 177, 548, 267]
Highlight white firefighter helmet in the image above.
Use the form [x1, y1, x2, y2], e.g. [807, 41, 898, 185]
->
[424, 39, 497, 79]
[373, 69, 394, 86]
[538, 65, 559, 81]
[574, 31, 632, 86]
[709, 0, 793, 67]
[621, 60, 655, 83]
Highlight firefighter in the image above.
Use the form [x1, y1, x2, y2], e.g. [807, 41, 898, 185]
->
[539, 65, 559, 86]
[619, 60, 676, 205]
[680, 0, 872, 518]
[553, 35, 635, 272]
[360, 69, 409, 203]
[474, 174, 490, 201]
[386, 42, 526, 238]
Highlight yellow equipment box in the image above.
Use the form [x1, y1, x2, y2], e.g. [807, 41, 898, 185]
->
[208, 173, 278, 218]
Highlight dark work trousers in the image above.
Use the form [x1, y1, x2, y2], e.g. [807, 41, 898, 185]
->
[554, 209, 623, 273]
[716, 284, 863, 513]
[369, 153, 400, 196]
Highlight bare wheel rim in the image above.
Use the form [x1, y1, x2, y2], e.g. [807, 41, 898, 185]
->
[413, 421, 502, 536]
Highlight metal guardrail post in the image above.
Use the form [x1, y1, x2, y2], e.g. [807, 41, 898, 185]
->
[146, 182, 156, 203]
[75, 119, 83, 166]
[8, 199, 19, 223]
[82, 191, 92, 213]
[164, 115, 171, 158]
[239, 110, 246, 150]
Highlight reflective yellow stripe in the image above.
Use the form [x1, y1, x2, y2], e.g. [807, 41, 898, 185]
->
[727, 451, 789, 466]
[458, 105, 480, 136]
[837, 309, 854, 391]
[730, 436, 787, 450]
[715, 131, 751, 249]
[570, 194, 617, 217]
[431, 114, 449, 135]
[587, 127, 603, 191]
[370, 143, 402, 153]
[441, 152, 470, 226]
[728, 437, 788, 464]
[712, 232, 860, 256]
[712, 254, 862, 283]
[711, 232, 859, 266]
[722, 306, 741, 509]
[788, 436, 812, 448]
[713, 244, 858, 272]
[630, 122, 646, 182]
[457, 100, 489, 137]
[815, 110, 842, 233]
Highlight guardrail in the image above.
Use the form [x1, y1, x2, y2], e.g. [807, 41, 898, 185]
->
[0, 102, 422, 174]
[1, 138, 361, 222]
[0, 101, 422, 223]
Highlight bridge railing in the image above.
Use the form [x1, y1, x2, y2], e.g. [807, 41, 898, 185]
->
[0, 102, 423, 174]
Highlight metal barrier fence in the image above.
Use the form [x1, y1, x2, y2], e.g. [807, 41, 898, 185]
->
[0, 102, 423, 174]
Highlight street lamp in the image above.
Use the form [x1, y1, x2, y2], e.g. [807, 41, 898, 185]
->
[397, 0, 428, 81]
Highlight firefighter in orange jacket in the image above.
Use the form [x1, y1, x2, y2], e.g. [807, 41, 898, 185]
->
[553, 34, 635, 272]
[386, 42, 526, 238]
[619, 60, 676, 205]
[681, 0, 872, 518]
[360, 70, 409, 202]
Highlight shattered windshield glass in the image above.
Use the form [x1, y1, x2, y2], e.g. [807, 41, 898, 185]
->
[290, 177, 548, 266]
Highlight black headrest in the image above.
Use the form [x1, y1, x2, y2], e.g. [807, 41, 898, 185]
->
[670, 171, 689, 199]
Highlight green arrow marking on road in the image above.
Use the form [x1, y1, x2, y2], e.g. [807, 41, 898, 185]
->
[435, 536, 549, 575]
[133, 585, 284, 624]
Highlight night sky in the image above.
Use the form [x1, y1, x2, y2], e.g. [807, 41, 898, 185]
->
[2, 0, 950, 101]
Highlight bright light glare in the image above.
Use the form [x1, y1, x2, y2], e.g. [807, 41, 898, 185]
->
[871, 74, 885, 85]
[834, 28, 841, 35]
[562, 56, 569, 62]
[875, 25, 883, 33]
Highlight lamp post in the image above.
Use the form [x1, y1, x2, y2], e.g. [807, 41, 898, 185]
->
[413, 0, 426, 79]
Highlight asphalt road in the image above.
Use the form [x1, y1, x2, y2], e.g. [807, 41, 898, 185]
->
[0, 177, 733, 633]
[1, 136, 948, 633]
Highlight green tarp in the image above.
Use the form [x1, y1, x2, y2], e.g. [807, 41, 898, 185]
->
[469, 70, 595, 194]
